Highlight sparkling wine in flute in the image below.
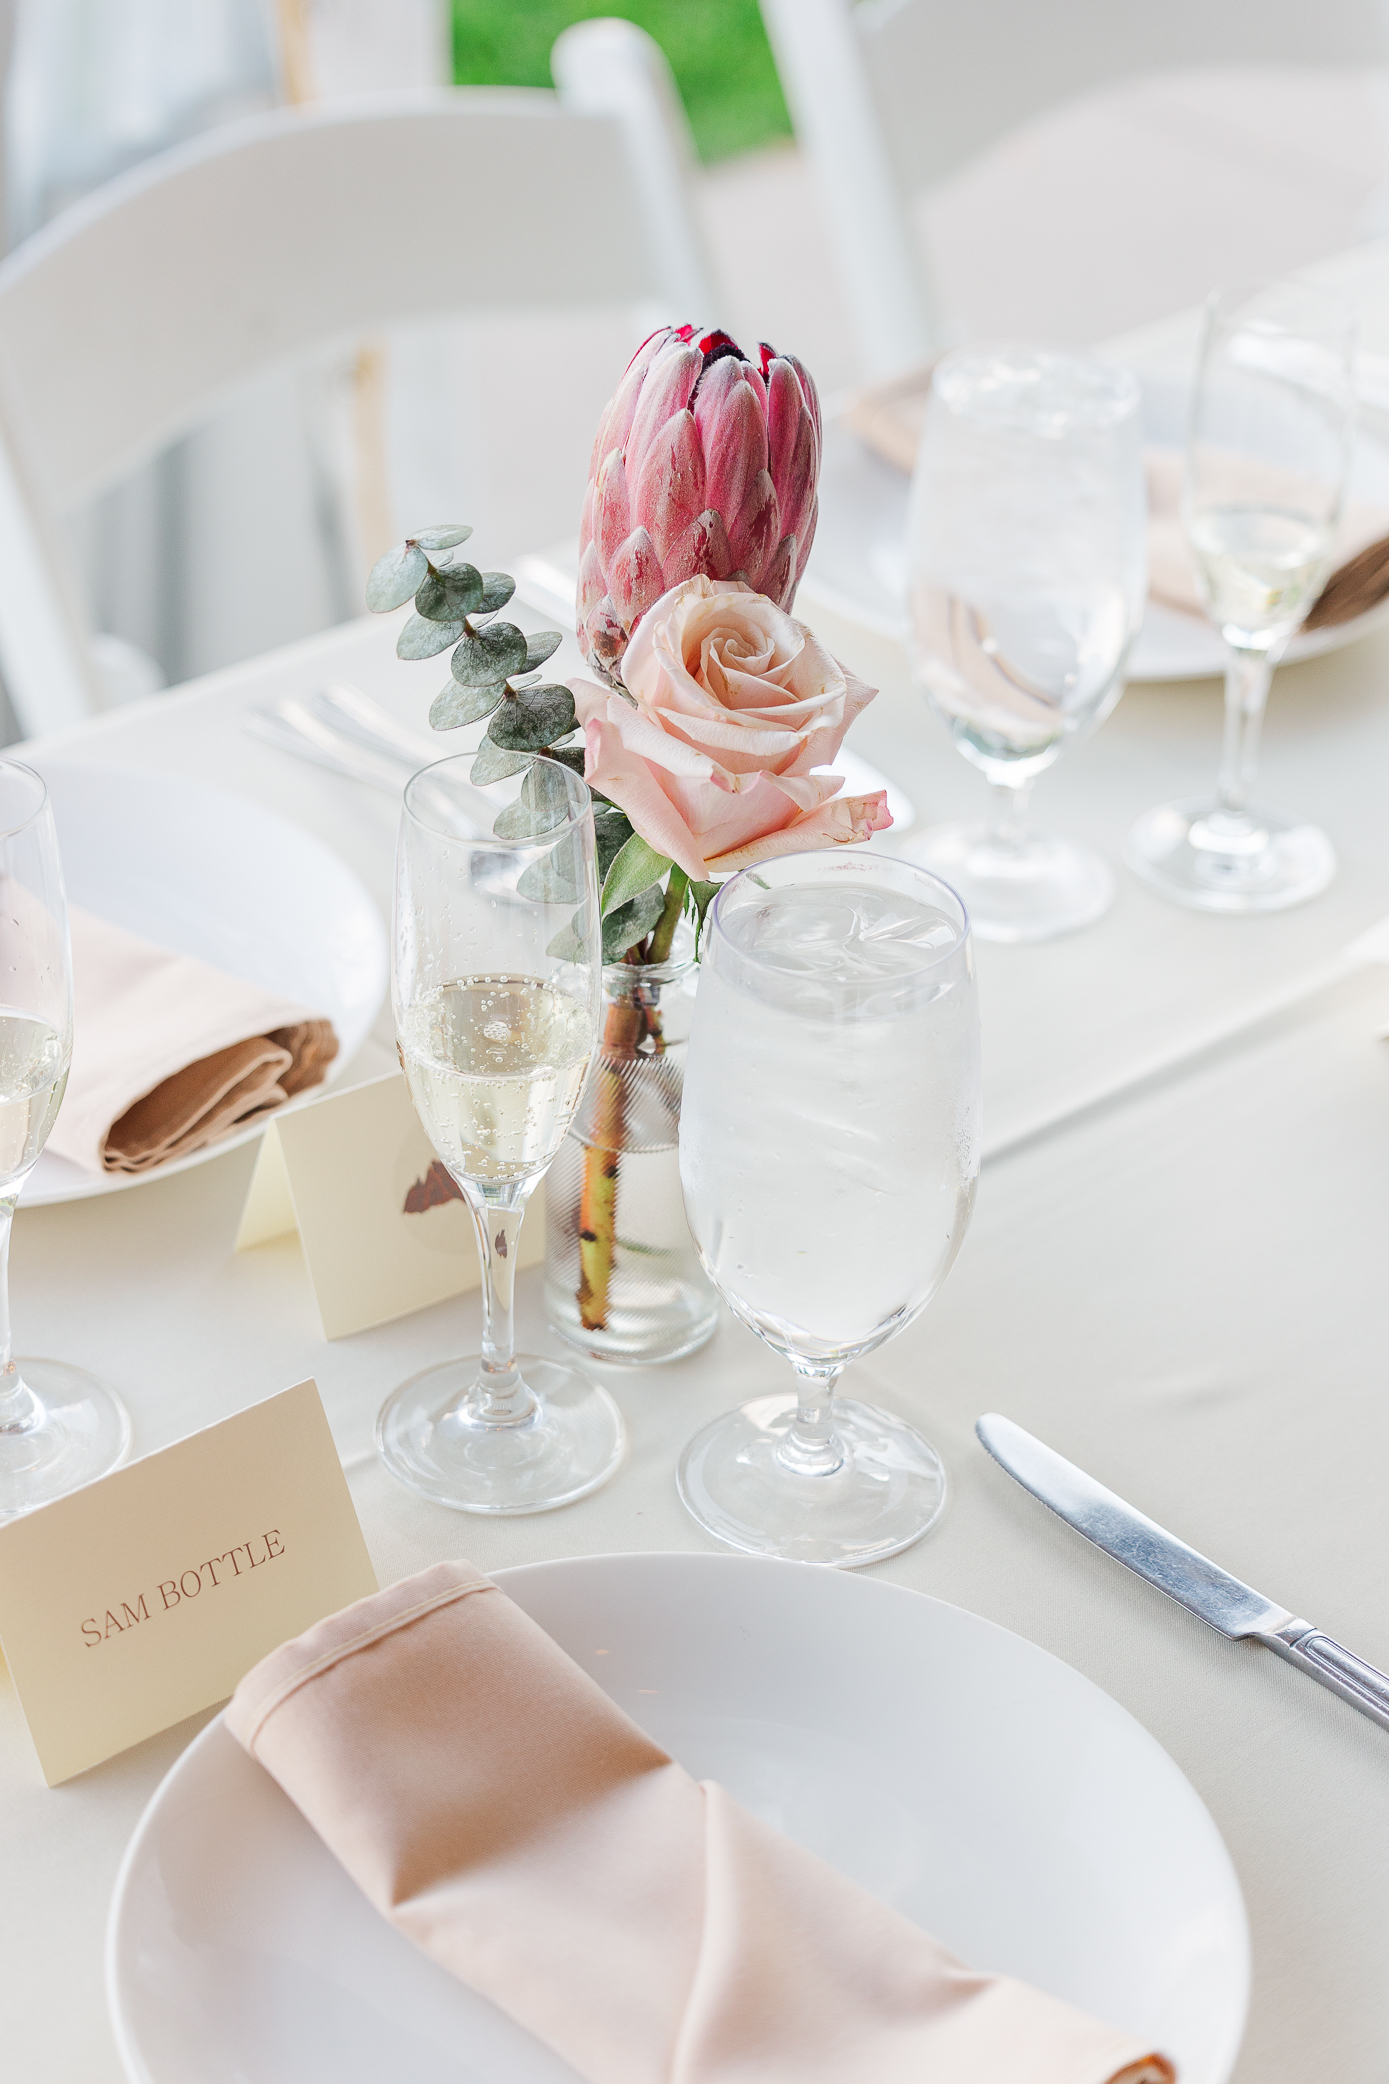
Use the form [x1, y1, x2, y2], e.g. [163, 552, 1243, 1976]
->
[398, 975, 592, 1187]
[1187, 504, 1334, 642]
[0, 1011, 68, 1187]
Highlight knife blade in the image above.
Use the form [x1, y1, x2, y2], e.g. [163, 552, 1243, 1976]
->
[976, 1412, 1389, 1735]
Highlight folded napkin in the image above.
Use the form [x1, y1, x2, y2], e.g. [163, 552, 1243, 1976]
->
[226, 1561, 1176, 2084]
[847, 369, 1389, 633]
[46, 907, 337, 1175]
[1144, 448, 1389, 631]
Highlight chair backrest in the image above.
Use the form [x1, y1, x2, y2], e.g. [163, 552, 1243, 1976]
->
[0, 36, 713, 734]
[759, 0, 1389, 377]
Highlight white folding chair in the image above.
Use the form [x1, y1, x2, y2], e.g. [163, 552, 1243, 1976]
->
[759, 0, 1389, 376]
[0, 23, 714, 737]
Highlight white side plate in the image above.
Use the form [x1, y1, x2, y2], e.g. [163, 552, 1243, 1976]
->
[107, 1553, 1249, 2084]
[21, 764, 388, 1205]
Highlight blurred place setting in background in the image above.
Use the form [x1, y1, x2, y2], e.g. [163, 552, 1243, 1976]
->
[0, 7, 1388, 2084]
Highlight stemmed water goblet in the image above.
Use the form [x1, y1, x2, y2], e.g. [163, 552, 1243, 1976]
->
[377, 754, 624, 1513]
[1126, 278, 1356, 911]
[905, 347, 1146, 942]
[676, 850, 980, 1567]
[0, 759, 130, 1520]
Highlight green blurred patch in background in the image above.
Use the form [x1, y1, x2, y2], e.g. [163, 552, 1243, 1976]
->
[451, 2, 791, 164]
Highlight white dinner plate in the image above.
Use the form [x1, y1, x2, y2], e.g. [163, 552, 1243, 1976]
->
[21, 763, 388, 1205]
[107, 1552, 1249, 2084]
[804, 371, 1389, 682]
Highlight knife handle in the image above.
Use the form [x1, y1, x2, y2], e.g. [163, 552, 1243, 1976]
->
[1266, 1622, 1389, 1733]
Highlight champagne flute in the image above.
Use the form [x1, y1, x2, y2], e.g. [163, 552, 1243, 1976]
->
[906, 347, 1146, 942]
[0, 761, 130, 1520]
[676, 850, 980, 1567]
[1126, 278, 1355, 911]
[377, 754, 623, 1513]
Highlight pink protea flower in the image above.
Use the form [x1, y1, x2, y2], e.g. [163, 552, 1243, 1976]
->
[577, 324, 822, 686]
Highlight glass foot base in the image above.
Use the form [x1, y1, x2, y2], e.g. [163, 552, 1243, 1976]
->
[0, 1359, 132, 1521]
[677, 1393, 948, 1567]
[377, 1354, 625, 1515]
[1125, 799, 1335, 913]
[907, 820, 1113, 942]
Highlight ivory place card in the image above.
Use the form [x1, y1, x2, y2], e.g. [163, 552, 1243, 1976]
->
[235, 1069, 544, 1339]
[0, 1380, 376, 1784]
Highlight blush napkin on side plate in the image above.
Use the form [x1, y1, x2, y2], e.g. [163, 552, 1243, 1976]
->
[46, 907, 337, 1175]
[226, 1561, 1174, 2084]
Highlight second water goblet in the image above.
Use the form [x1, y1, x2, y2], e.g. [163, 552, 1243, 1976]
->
[677, 850, 981, 1567]
[906, 347, 1146, 942]
[377, 755, 623, 1514]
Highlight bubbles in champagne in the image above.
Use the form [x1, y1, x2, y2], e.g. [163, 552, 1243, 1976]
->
[0, 1012, 68, 1189]
[399, 976, 592, 1186]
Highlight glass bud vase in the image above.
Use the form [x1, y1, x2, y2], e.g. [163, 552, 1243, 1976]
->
[545, 938, 718, 1365]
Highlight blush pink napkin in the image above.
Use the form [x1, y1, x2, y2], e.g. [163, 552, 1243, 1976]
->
[226, 1561, 1176, 2084]
[45, 906, 336, 1175]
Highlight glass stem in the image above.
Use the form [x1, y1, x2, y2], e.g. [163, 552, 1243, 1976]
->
[0, 1196, 36, 1437]
[987, 776, 1033, 849]
[463, 1185, 536, 1426]
[778, 1358, 847, 1478]
[1217, 647, 1272, 817]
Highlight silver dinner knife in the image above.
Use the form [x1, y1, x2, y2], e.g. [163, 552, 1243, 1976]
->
[976, 1412, 1389, 1734]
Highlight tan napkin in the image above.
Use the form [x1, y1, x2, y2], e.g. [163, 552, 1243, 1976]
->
[226, 1561, 1176, 2084]
[848, 368, 1389, 632]
[46, 907, 337, 1175]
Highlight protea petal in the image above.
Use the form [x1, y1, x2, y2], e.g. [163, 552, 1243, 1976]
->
[775, 407, 818, 554]
[664, 508, 734, 587]
[626, 341, 701, 485]
[727, 470, 780, 587]
[631, 409, 706, 567]
[794, 498, 819, 584]
[582, 599, 627, 673]
[595, 449, 632, 573]
[760, 533, 797, 609]
[578, 540, 607, 624]
[696, 371, 767, 527]
[607, 529, 665, 630]
[766, 358, 806, 494]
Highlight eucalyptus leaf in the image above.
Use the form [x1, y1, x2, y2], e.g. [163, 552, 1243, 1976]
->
[523, 629, 563, 671]
[546, 917, 588, 962]
[517, 836, 583, 902]
[487, 683, 576, 752]
[399, 611, 466, 660]
[538, 744, 585, 777]
[430, 679, 504, 731]
[470, 736, 532, 784]
[477, 571, 516, 614]
[412, 524, 472, 552]
[366, 540, 428, 613]
[602, 883, 665, 961]
[451, 620, 528, 686]
[415, 560, 483, 622]
[594, 809, 634, 884]
[494, 758, 571, 839]
[601, 832, 672, 917]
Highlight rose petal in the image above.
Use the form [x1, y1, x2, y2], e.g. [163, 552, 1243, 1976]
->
[796, 660, 877, 770]
[582, 714, 710, 881]
[705, 789, 891, 873]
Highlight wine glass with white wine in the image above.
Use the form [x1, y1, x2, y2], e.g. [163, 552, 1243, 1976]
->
[0, 761, 130, 1520]
[377, 753, 622, 1513]
[1126, 278, 1356, 911]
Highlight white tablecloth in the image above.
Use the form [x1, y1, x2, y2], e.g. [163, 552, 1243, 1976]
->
[5, 331, 1389, 2077]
